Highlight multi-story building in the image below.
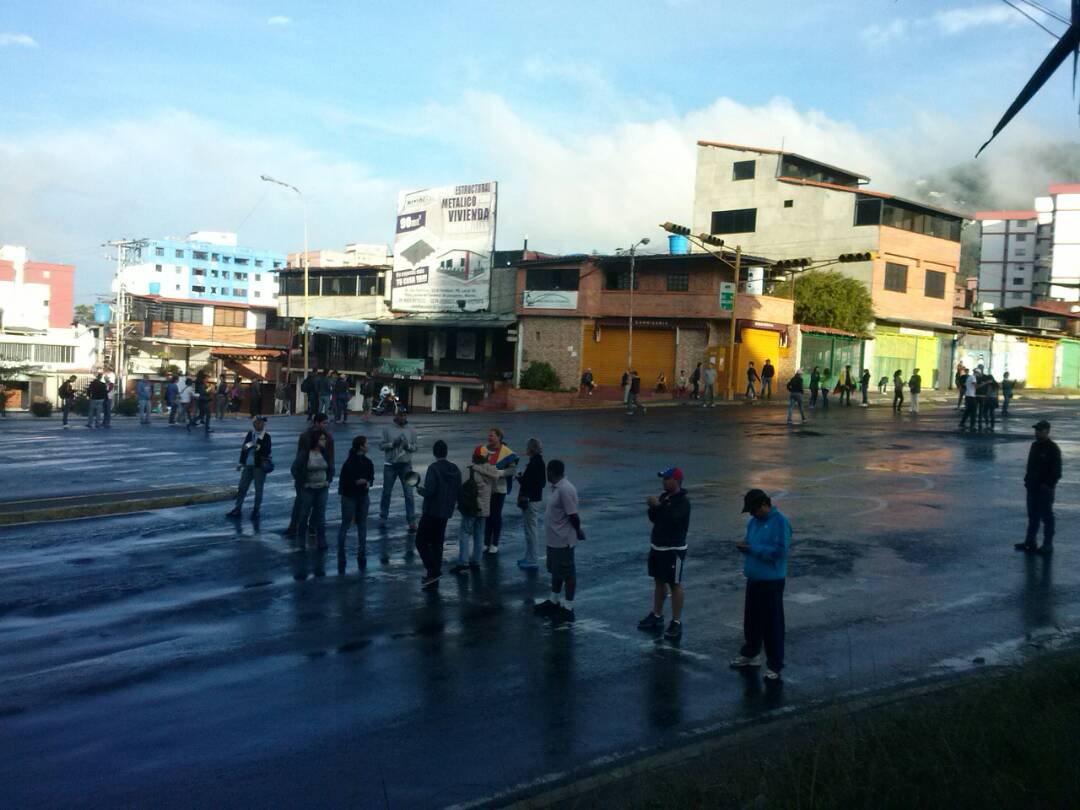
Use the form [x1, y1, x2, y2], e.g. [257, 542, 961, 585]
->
[118, 231, 284, 306]
[0, 244, 98, 410]
[975, 210, 1040, 308]
[692, 141, 965, 388]
[287, 242, 391, 269]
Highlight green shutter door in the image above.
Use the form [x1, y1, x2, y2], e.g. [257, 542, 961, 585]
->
[1060, 339, 1080, 389]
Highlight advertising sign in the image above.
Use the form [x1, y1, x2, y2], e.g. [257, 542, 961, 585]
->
[391, 182, 498, 312]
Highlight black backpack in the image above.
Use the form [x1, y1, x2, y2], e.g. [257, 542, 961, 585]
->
[458, 469, 480, 517]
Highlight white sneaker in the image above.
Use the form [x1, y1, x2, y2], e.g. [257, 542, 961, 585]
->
[764, 668, 782, 681]
[729, 653, 764, 668]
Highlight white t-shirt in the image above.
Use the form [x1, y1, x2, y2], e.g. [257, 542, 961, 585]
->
[380, 386, 393, 398]
[964, 374, 977, 397]
[179, 386, 194, 404]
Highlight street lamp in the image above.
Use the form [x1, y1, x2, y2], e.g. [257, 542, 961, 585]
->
[626, 237, 650, 374]
[260, 174, 310, 396]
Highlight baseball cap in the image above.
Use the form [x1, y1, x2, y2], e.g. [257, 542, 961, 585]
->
[741, 488, 770, 513]
[658, 466, 684, 482]
[1033, 419, 1051, 430]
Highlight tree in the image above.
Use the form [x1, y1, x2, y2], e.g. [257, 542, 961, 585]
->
[774, 270, 874, 335]
[73, 304, 96, 323]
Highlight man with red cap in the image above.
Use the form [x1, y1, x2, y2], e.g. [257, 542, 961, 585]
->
[637, 466, 691, 640]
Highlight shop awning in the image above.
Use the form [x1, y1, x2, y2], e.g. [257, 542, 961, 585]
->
[210, 347, 288, 360]
[305, 318, 375, 337]
[371, 313, 516, 329]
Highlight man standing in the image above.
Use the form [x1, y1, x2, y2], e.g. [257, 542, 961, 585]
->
[58, 375, 77, 427]
[626, 370, 645, 414]
[337, 435, 375, 573]
[136, 376, 153, 425]
[637, 467, 691, 641]
[317, 369, 333, 416]
[621, 369, 632, 404]
[1001, 372, 1015, 416]
[786, 370, 806, 424]
[730, 489, 791, 681]
[745, 362, 759, 400]
[859, 368, 871, 407]
[415, 439, 462, 589]
[165, 375, 180, 424]
[102, 371, 114, 427]
[227, 415, 272, 520]
[379, 409, 418, 537]
[689, 363, 702, 399]
[760, 359, 775, 400]
[249, 377, 263, 417]
[516, 437, 546, 570]
[838, 365, 854, 406]
[1015, 420, 1061, 555]
[908, 368, 922, 414]
[702, 362, 718, 408]
[533, 459, 585, 624]
[86, 372, 107, 429]
[958, 367, 978, 430]
[580, 368, 595, 396]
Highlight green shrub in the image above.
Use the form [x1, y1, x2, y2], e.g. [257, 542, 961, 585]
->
[30, 400, 53, 417]
[113, 396, 139, 416]
[520, 361, 562, 392]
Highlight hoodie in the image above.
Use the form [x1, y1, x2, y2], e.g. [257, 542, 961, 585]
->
[419, 458, 463, 519]
[648, 488, 691, 550]
[743, 508, 791, 581]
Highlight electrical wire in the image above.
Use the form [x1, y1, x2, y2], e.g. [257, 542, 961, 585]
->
[1017, 0, 1070, 25]
[1001, 0, 1064, 38]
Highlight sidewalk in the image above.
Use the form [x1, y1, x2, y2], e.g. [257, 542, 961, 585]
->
[0, 485, 236, 525]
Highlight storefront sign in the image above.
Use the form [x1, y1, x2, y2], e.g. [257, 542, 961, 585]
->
[377, 357, 425, 379]
[523, 290, 578, 310]
[391, 182, 498, 312]
[719, 282, 735, 311]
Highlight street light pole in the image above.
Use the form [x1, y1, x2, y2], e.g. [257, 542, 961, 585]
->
[260, 174, 309, 395]
[626, 237, 650, 375]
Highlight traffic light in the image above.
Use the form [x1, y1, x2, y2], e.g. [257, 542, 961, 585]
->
[838, 251, 877, 262]
[661, 221, 690, 236]
[697, 232, 725, 247]
[774, 257, 812, 270]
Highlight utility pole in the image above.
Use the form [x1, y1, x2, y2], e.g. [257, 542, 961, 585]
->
[624, 237, 650, 376]
[104, 238, 147, 399]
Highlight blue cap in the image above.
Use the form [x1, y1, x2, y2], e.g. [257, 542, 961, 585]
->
[658, 466, 684, 482]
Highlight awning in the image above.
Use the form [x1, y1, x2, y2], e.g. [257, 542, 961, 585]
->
[875, 317, 959, 334]
[305, 318, 375, 337]
[371, 313, 515, 329]
[210, 348, 287, 360]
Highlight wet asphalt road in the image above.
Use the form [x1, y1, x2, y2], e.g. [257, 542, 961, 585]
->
[0, 397, 1077, 809]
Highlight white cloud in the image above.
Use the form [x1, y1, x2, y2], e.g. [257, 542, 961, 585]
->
[860, 4, 1055, 48]
[267, 15, 292, 26]
[0, 33, 38, 47]
[859, 19, 907, 48]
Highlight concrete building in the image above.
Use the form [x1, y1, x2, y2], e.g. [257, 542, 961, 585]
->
[117, 231, 284, 307]
[692, 140, 965, 388]
[287, 243, 391, 269]
[975, 210, 1040, 308]
[0, 244, 75, 330]
[1034, 184, 1080, 302]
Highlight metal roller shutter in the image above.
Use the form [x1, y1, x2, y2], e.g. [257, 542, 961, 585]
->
[872, 331, 917, 385]
[1026, 339, 1056, 389]
[581, 325, 676, 388]
[1059, 339, 1079, 389]
[738, 328, 781, 384]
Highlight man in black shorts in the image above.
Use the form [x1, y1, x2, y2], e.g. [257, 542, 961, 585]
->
[533, 459, 585, 623]
[637, 466, 691, 640]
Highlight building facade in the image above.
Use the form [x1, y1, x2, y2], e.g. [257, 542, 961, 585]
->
[287, 242, 391, 269]
[692, 141, 964, 388]
[975, 210, 1040, 308]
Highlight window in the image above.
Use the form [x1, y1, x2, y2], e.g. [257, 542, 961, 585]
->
[223, 256, 231, 264]
[176, 266, 182, 273]
[1013, 277, 1025, 284]
[255, 260, 263, 268]
[884, 262, 908, 292]
[155, 247, 165, 257]
[175, 249, 184, 258]
[191, 285, 206, 293]
[323, 275, 357, 296]
[604, 270, 639, 291]
[666, 273, 690, 292]
[360, 276, 380, 295]
[855, 197, 882, 226]
[0, 343, 32, 361]
[214, 308, 245, 327]
[235, 257, 249, 266]
[34, 344, 75, 364]
[255, 274, 261, 281]
[192, 268, 206, 276]
[1015, 234, 1028, 242]
[710, 208, 757, 234]
[234, 272, 247, 281]
[221, 288, 230, 296]
[732, 160, 756, 181]
[879, 200, 961, 241]
[525, 267, 580, 290]
[222, 271, 230, 279]
[211, 253, 219, 262]
[210, 287, 217, 294]
[155, 264, 162, 272]
[1015, 249, 1027, 256]
[193, 251, 208, 260]
[924, 269, 946, 299]
[1011, 291, 1024, 299]
[211, 269, 219, 278]
[783, 199, 794, 208]
[233, 288, 246, 297]
[273, 261, 282, 269]
[254, 291, 261, 298]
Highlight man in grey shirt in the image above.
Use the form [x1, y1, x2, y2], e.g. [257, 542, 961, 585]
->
[379, 409, 419, 535]
[533, 459, 585, 623]
[702, 363, 718, 408]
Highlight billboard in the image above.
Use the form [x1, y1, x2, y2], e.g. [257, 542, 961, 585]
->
[391, 182, 498, 312]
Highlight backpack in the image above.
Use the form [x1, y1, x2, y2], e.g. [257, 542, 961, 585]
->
[457, 469, 480, 517]
[301, 377, 313, 394]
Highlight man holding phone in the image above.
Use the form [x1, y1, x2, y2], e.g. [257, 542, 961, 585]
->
[637, 467, 691, 640]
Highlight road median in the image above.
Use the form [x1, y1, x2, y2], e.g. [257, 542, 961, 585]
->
[0, 485, 236, 525]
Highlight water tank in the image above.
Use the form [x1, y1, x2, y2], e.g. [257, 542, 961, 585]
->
[148, 282, 161, 295]
[746, 266, 765, 295]
[667, 234, 690, 255]
[93, 303, 112, 323]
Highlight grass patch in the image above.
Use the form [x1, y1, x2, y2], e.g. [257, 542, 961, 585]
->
[560, 650, 1080, 809]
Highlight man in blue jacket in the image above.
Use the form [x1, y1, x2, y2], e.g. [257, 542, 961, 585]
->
[730, 488, 791, 681]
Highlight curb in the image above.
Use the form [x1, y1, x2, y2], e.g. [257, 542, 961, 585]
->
[0, 486, 236, 525]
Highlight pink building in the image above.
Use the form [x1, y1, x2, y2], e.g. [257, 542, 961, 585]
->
[0, 245, 76, 330]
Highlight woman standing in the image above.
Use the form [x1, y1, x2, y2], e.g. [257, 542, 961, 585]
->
[451, 449, 510, 573]
[516, 438, 546, 570]
[292, 429, 333, 549]
[892, 369, 905, 412]
[482, 427, 517, 554]
[337, 435, 374, 573]
[808, 366, 821, 409]
[819, 368, 831, 411]
[215, 374, 229, 420]
[227, 415, 272, 519]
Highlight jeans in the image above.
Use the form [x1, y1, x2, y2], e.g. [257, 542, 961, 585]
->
[892, 390, 904, 411]
[1002, 394, 1012, 415]
[622, 385, 630, 404]
[167, 402, 178, 423]
[820, 389, 829, 410]
[809, 387, 818, 408]
[62, 398, 74, 425]
[319, 394, 331, 416]
[787, 392, 805, 422]
[745, 381, 756, 399]
[960, 396, 978, 428]
[288, 480, 303, 531]
[703, 383, 715, 407]
[839, 386, 851, 406]
[860, 384, 869, 405]
[741, 578, 786, 672]
[1025, 485, 1055, 547]
[761, 378, 772, 399]
[485, 492, 506, 546]
[102, 396, 112, 426]
[380, 463, 416, 523]
[338, 494, 370, 561]
[138, 399, 151, 424]
[909, 392, 920, 413]
[415, 514, 448, 577]
[236, 465, 267, 513]
[334, 396, 348, 422]
[87, 399, 104, 427]
[215, 396, 227, 419]
[458, 515, 486, 564]
[296, 486, 329, 546]
[521, 500, 540, 563]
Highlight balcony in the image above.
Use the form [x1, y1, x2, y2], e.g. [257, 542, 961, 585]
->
[132, 320, 291, 347]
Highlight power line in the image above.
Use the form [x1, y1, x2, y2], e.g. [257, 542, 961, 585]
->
[1017, 0, 1070, 25]
[1001, 0, 1063, 38]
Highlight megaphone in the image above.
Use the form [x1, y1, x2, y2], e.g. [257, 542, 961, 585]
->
[403, 471, 421, 487]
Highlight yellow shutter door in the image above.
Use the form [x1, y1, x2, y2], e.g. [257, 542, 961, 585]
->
[581, 326, 675, 387]
[1026, 339, 1056, 389]
[738, 328, 781, 382]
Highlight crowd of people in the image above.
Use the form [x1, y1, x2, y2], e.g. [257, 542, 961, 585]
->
[956, 362, 1012, 431]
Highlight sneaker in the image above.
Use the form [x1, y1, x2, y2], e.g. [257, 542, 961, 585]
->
[1036, 545, 1054, 556]
[533, 599, 559, 616]
[553, 605, 576, 623]
[763, 668, 782, 681]
[485, 545, 499, 554]
[729, 653, 764, 668]
[225, 508, 241, 518]
[517, 559, 539, 570]
[637, 612, 664, 631]
[1014, 542, 1036, 552]
[663, 620, 683, 640]
[449, 563, 469, 575]
[421, 575, 440, 590]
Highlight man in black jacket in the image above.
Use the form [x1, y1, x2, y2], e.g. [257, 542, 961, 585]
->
[227, 415, 272, 519]
[638, 467, 691, 640]
[1015, 420, 1062, 555]
[415, 439, 462, 588]
[58, 375, 77, 427]
[338, 435, 375, 573]
[516, 438, 546, 570]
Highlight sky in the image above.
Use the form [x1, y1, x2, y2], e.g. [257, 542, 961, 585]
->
[3, 0, 1080, 302]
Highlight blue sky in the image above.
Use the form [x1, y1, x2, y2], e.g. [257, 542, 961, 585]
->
[2, 0, 1079, 301]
